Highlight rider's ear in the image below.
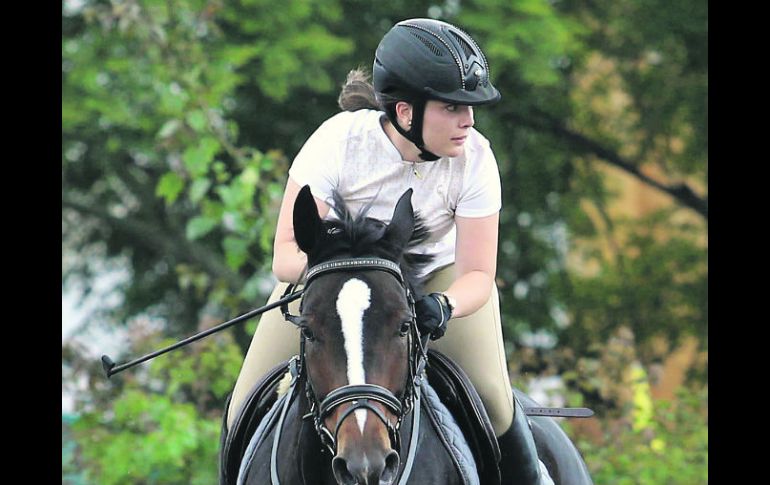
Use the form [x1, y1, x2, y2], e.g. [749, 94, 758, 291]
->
[385, 189, 415, 252]
[294, 185, 323, 254]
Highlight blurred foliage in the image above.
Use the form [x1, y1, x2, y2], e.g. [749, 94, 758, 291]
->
[555, 209, 708, 362]
[64, 322, 242, 484]
[72, 391, 221, 485]
[63, 0, 707, 483]
[573, 384, 708, 484]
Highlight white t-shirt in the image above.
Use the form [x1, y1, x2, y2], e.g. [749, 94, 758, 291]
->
[289, 109, 502, 277]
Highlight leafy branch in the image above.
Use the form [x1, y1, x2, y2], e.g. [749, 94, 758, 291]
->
[520, 107, 707, 219]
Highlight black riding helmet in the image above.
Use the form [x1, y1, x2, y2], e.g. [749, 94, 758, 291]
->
[373, 18, 501, 161]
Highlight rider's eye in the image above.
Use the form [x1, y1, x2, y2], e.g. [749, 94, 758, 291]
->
[301, 326, 315, 341]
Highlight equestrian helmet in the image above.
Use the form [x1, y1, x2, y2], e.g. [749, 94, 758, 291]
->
[373, 18, 501, 106]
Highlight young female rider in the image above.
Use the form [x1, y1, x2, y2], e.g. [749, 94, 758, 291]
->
[228, 18, 544, 484]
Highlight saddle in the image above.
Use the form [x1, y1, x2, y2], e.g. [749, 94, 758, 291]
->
[219, 351, 502, 485]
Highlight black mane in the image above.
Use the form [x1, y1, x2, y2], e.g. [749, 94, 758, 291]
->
[308, 190, 434, 295]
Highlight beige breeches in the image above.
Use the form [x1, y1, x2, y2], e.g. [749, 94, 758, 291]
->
[226, 264, 515, 435]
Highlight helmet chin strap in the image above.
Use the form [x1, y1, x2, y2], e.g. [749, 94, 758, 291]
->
[384, 98, 440, 162]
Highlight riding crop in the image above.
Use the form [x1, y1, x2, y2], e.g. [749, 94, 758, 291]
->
[100, 288, 304, 379]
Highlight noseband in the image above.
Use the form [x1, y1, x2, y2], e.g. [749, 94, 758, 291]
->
[281, 257, 427, 456]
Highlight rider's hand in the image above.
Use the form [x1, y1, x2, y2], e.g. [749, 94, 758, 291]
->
[415, 293, 453, 340]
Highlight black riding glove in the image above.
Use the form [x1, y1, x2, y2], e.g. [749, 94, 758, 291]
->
[415, 292, 453, 340]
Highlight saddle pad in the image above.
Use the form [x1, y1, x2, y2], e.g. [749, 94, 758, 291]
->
[422, 381, 480, 485]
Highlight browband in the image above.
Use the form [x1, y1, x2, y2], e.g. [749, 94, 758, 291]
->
[305, 258, 404, 286]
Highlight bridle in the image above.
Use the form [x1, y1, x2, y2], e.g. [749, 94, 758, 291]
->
[280, 257, 429, 458]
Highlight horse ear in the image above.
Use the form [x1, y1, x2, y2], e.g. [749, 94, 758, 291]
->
[385, 189, 415, 251]
[293, 185, 322, 254]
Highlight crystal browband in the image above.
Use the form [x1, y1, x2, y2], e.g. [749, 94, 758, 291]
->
[305, 258, 404, 285]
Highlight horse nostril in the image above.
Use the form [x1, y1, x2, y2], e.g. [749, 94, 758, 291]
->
[332, 456, 356, 485]
[332, 450, 400, 485]
[381, 450, 400, 484]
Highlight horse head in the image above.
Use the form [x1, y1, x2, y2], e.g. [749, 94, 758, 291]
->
[292, 185, 429, 485]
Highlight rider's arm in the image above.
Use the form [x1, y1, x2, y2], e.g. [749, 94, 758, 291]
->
[272, 177, 330, 283]
[442, 211, 499, 318]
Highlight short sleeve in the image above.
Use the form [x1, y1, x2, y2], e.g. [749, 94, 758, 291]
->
[288, 117, 343, 204]
[455, 138, 502, 218]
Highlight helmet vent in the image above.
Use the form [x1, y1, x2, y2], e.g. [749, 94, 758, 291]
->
[406, 30, 444, 57]
[449, 31, 475, 60]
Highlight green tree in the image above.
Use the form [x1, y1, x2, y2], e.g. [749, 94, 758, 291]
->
[67, 328, 243, 484]
[63, 0, 363, 357]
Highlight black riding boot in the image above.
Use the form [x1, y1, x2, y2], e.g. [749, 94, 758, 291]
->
[497, 393, 542, 484]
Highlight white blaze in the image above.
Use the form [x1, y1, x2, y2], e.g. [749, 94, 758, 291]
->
[336, 278, 371, 434]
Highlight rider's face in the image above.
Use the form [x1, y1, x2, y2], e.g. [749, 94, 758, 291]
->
[421, 100, 475, 158]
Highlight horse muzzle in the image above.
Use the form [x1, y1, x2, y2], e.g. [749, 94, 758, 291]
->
[332, 448, 400, 485]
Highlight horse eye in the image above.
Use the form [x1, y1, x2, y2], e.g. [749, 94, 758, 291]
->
[399, 321, 411, 336]
[301, 326, 315, 341]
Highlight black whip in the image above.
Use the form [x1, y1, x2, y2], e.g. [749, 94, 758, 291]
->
[100, 289, 304, 378]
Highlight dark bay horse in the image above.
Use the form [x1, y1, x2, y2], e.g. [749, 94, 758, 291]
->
[221, 185, 593, 485]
